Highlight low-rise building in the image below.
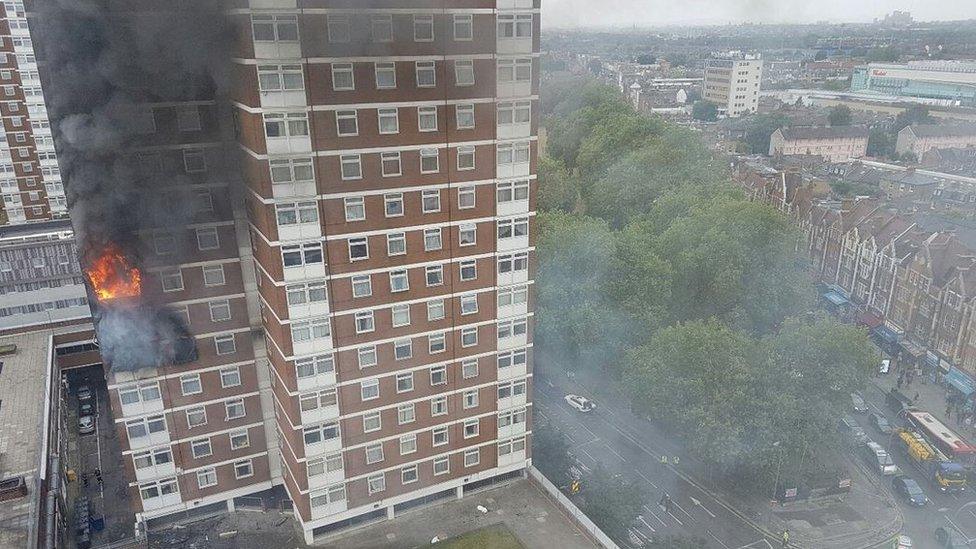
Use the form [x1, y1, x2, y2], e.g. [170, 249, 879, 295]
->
[768, 126, 870, 162]
[896, 124, 976, 159]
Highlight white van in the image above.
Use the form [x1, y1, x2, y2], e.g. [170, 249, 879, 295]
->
[862, 441, 897, 475]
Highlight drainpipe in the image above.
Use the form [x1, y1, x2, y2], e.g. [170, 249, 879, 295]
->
[45, 456, 59, 549]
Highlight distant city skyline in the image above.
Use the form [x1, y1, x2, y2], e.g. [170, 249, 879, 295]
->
[542, 0, 976, 28]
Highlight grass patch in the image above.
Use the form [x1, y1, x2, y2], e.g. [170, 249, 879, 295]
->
[437, 524, 526, 549]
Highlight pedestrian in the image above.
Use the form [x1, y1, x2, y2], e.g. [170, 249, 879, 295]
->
[913, 392, 920, 404]
[781, 530, 790, 548]
[946, 406, 952, 419]
[897, 376, 904, 389]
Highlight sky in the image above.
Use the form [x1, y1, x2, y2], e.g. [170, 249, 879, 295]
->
[541, 0, 976, 28]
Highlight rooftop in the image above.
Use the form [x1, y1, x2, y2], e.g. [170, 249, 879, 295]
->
[0, 329, 53, 548]
[780, 126, 870, 141]
[906, 124, 976, 138]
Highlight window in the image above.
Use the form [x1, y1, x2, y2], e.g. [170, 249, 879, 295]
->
[355, 311, 375, 334]
[430, 365, 447, 385]
[396, 372, 414, 393]
[183, 149, 206, 173]
[458, 186, 476, 209]
[340, 154, 362, 180]
[282, 242, 323, 268]
[215, 334, 237, 355]
[303, 422, 340, 446]
[251, 15, 298, 42]
[375, 62, 396, 89]
[226, 399, 246, 420]
[416, 61, 436, 87]
[196, 227, 220, 250]
[456, 104, 475, 129]
[422, 189, 441, 213]
[394, 339, 413, 361]
[459, 225, 477, 247]
[420, 148, 439, 173]
[457, 145, 475, 170]
[454, 14, 473, 40]
[257, 64, 304, 92]
[186, 406, 207, 428]
[463, 448, 481, 467]
[392, 304, 411, 327]
[358, 346, 377, 368]
[363, 412, 381, 433]
[270, 157, 313, 185]
[424, 228, 443, 251]
[402, 465, 419, 484]
[397, 403, 416, 425]
[460, 294, 479, 315]
[287, 282, 328, 306]
[349, 237, 369, 260]
[202, 265, 225, 287]
[384, 193, 404, 217]
[296, 355, 335, 379]
[497, 180, 530, 203]
[367, 473, 386, 494]
[497, 318, 528, 339]
[462, 359, 479, 379]
[335, 109, 359, 136]
[234, 459, 254, 479]
[126, 415, 166, 440]
[230, 430, 250, 450]
[308, 453, 343, 478]
[418, 106, 438, 132]
[464, 418, 480, 438]
[432, 426, 449, 446]
[498, 286, 528, 308]
[381, 151, 401, 176]
[190, 437, 213, 460]
[133, 448, 172, 470]
[351, 275, 372, 298]
[264, 112, 309, 138]
[370, 14, 393, 42]
[400, 434, 418, 455]
[177, 106, 202, 132]
[209, 299, 231, 322]
[160, 269, 184, 292]
[181, 374, 202, 396]
[327, 14, 350, 43]
[119, 383, 162, 407]
[331, 62, 354, 91]
[463, 388, 479, 409]
[291, 318, 331, 343]
[153, 233, 175, 255]
[454, 60, 475, 86]
[498, 101, 531, 126]
[498, 14, 533, 38]
[497, 142, 530, 166]
[344, 196, 365, 221]
[365, 443, 385, 464]
[300, 389, 337, 412]
[276, 201, 319, 226]
[498, 217, 529, 239]
[427, 298, 446, 320]
[498, 437, 526, 457]
[390, 270, 409, 292]
[498, 58, 532, 83]
[433, 457, 450, 476]
[139, 478, 179, 502]
[310, 484, 346, 509]
[461, 327, 478, 347]
[378, 108, 399, 134]
[429, 332, 446, 354]
[197, 468, 218, 489]
[361, 378, 380, 401]
[387, 232, 406, 256]
[458, 259, 478, 282]
[414, 14, 434, 41]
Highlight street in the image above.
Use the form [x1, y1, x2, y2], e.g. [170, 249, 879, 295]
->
[535, 372, 778, 548]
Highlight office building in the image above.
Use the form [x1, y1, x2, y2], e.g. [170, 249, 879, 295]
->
[851, 61, 976, 107]
[0, 0, 66, 226]
[703, 52, 762, 118]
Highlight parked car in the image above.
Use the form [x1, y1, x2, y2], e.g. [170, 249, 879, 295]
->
[892, 535, 912, 549]
[851, 392, 868, 413]
[78, 401, 95, 417]
[78, 415, 96, 435]
[564, 394, 595, 412]
[838, 416, 869, 444]
[868, 412, 893, 435]
[77, 385, 93, 402]
[879, 359, 891, 375]
[861, 441, 898, 475]
[892, 475, 929, 506]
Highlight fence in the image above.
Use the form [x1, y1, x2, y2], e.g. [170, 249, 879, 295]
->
[527, 466, 619, 549]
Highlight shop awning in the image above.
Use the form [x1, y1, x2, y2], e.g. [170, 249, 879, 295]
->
[899, 339, 926, 359]
[858, 312, 883, 329]
[946, 367, 975, 397]
[871, 325, 900, 344]
[823, 291, 849, 306]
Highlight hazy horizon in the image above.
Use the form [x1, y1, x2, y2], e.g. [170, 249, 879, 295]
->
[542, 0, 976, 28]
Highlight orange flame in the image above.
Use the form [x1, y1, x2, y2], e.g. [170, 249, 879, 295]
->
[86, 244, 142, 300]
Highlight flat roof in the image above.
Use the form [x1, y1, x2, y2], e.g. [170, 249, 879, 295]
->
[0, 329, 52, 548]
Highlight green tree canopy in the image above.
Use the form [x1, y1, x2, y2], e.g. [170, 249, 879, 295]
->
[691, 100, 718, 122]
[579, 467, 645, 540]
[828, 105, 853, 126]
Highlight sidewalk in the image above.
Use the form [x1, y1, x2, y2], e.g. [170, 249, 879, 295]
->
[869, 363, 976, 441]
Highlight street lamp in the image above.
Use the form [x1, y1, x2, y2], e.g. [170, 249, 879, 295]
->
[771, 441, 784, 502]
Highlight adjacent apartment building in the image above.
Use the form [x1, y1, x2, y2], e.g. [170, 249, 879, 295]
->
[895, 124, 976, 159]
[703, 52, 762, 118]
[0, 0, 66, 225]
[41, 1, 538, 545]
[768, 126, 870, 163]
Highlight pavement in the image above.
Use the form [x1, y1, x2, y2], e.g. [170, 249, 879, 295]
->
[536, 359, 904, 549]
[148, 478, 599, 549]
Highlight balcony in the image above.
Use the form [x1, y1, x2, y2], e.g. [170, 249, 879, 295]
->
[277, 219, 321, 244]
[300, 403, 340, 426]
[497, 36, 532, 56]
[282, 261, 326, 283]
[497, 234, 528, 253]
[498, 445, 527, 468]
[120, 398, 164, 419]
[266, 133, 311, 155]
[140, 488, 181, 512]
[128, 428, 170, 451]
[296, 370, 336, 393]
[497, 360, 528, 381]
[305, 434, 342, 457]
[498, 391, 527, 411]
[497, 0, 534, 8]
[498, 418, 527, 440]
[497, 197, 529, 217]
[133, 458, 177, 483]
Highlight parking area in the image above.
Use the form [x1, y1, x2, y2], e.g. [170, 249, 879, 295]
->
[63, 365, 135, 548]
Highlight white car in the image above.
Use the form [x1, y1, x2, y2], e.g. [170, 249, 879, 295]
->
[565, 394, 595, 412]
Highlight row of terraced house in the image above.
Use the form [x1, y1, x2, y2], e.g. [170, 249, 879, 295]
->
[734, 159, 976, 402]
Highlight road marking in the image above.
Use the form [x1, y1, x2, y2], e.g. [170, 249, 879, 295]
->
[575, 437, 600, 447]
[636, 471, 659, 490]
[667, 509, 684, 526]
[737, 540, 774, 549]
[580, 448, 599, 464]
[707, 529, 731, 549]
[672, 500, 695, 522]
[637, 515, 657, 533]
[690, 496, 717, 518]
[642, 506, 668, 527]
[604, 443, 627, 462]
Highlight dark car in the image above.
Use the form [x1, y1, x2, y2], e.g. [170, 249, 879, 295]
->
[838, 415, 869, 444]
[868, 412, 892, 435]
[892, 475, 928, 506]
[78, 401, 95, 417]
[77, 385, 93, 402]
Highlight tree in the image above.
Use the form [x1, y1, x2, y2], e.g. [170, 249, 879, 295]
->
[828, 105, 853, 126]
[866, 127, 894, 158]
[636, 54, 656, 65]
[867, 46, 901, 63]
[814, 50, 828, 61]
[743, 114, 791, 155]
[691, 100, 718, 122]
[579, 467, 644, 540]
[537, 155, 581, 213]
[533, 425, 573, 488]
[893, 105, 934, 134]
